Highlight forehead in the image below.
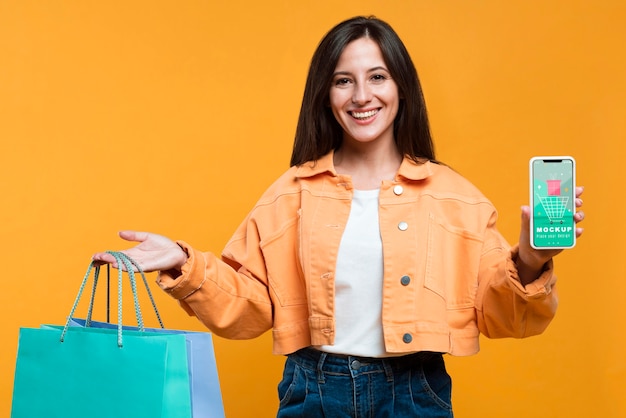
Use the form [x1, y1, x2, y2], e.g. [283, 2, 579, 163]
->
[335, 37, 386, 70]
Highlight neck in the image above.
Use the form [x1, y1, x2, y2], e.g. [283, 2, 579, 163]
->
[333, 142, 402, 190]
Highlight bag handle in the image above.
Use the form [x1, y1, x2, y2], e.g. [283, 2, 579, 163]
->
[60, 252, 164, 347]
[85, 252, 165, 330]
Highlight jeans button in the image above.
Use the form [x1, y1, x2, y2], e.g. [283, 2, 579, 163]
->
[350, 360, 361, 370]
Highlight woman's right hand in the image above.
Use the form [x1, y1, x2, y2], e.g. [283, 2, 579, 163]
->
[92, 230, 188, 273]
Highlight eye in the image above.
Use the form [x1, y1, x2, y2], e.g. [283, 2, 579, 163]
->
[334, 77, 353, 87]
[370, 74, 388, 83]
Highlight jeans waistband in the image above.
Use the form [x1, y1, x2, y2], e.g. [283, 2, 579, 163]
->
[292, 347, 441, 373]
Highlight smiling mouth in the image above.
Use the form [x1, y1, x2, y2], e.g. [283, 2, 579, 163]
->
[350, 109, 379, 120]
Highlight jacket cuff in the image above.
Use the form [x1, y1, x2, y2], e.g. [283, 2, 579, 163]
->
[506, 244, 556, 297]
[156, 240, 208, 300]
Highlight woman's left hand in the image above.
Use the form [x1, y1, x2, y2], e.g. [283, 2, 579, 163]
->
[517, 186, 585, 285]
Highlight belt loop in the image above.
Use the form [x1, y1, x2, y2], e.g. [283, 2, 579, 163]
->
[382, 359, 394, 383]
[317, 352, 327, 384]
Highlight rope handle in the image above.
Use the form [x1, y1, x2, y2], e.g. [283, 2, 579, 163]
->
[60, 252, 165, 347]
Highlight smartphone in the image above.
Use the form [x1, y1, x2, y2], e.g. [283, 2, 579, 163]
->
[529, 156, 576, 249]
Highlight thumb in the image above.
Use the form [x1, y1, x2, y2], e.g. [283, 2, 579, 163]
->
[520, 205, 531, 224]
[519, 205, 531, 246]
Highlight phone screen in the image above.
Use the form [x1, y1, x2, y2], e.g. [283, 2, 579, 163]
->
[530, 157, 576, 249]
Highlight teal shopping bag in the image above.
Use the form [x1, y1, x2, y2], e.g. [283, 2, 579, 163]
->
[69, 318, 226, 418]
[10, 252, 193, 418]
[12, 326, 191, 418]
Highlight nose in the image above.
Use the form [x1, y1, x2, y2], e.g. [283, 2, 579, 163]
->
[352, 82, 372, 104]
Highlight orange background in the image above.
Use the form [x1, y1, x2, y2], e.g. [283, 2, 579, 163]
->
[1, 1, 624, 417]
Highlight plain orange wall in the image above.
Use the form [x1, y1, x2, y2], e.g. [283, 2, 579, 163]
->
[1, 1, 624, 417]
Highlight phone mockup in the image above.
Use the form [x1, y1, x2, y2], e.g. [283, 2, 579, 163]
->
[529, 156, 576, 249]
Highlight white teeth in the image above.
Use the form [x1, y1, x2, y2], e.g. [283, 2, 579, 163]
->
[351, 109, 378, 119]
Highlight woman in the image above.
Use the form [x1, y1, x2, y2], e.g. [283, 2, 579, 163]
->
[93, 16, 585, 417]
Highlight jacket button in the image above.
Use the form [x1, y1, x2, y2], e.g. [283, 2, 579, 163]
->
[398, 221, 408, 231]
[402, 333, 413, 343]
[400, 275, 411, 286]
[393, 185, 404, 195]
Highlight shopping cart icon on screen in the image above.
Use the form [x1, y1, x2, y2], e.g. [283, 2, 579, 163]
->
[537, 179, 569, 223]
[537, 194, 569, 223]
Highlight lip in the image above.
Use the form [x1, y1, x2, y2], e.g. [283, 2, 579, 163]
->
[349, 108, 380, 122]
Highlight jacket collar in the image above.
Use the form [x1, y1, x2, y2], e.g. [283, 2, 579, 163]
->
[294, 150, 434, 181]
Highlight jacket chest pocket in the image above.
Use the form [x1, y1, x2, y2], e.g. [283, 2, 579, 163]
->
[424, 213, 483, 309]
[262, 216, 308, 307]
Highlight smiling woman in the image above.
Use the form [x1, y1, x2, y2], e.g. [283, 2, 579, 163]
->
[90, 15, 585, 418]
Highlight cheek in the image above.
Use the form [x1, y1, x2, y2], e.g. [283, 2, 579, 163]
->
[388, 92, 400, 118]
[330, 107, 345, 128]
[329, 86, 354, 107]
[328, 93, 348, 121]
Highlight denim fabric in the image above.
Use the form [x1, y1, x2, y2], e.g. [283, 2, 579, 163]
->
[277, 347, 453, 418]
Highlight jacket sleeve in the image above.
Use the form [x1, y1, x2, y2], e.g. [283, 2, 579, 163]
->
[155, 218, 274, 340]
[475, 222, 559, 339]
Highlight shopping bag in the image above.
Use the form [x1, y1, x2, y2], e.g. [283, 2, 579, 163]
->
[69, 318, 226, 418]
[13, 326, 190, 417]
[11, 252, 193, 418]
[67, 251, 225, 418]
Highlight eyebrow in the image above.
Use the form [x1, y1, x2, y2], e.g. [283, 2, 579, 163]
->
[332, 66, 390, 77]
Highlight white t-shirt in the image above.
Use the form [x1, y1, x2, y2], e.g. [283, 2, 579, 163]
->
[317, 188, 387, 357]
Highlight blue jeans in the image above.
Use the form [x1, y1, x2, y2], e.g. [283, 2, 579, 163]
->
[277, 347, 453, 418]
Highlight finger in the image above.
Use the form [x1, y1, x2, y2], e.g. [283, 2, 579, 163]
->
[575, 186, 584, 198]
[91, 252, 120, 269]
[574, 210, 585, 222]
[118, 230, 150, 243]
[576, 227, 584, 238]
[575, 198, 583, 208]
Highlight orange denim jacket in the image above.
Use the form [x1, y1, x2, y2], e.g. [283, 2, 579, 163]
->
[157, 152, 558, 356]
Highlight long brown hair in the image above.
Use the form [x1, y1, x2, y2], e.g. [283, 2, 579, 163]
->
[290, 16, 435, 167]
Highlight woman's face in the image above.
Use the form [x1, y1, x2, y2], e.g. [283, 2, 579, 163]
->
[329, 37, 400, 148]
